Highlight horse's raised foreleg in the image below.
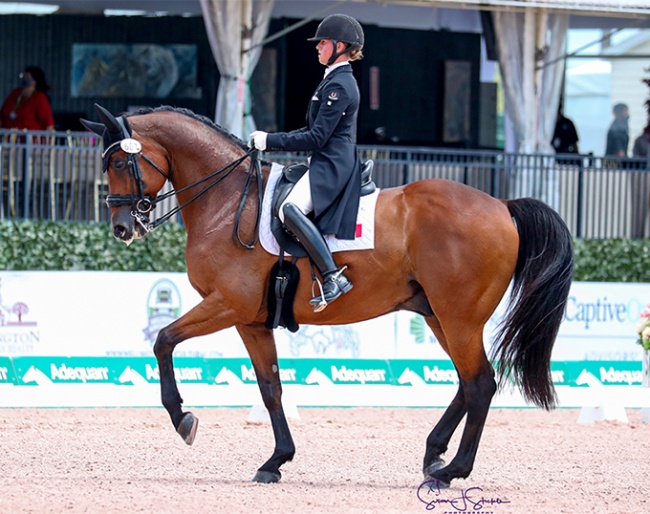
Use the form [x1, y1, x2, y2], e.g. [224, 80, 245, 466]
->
[236, 324, 296, 484]
[153, 295, 236, 445]
[423, 381, 467, 475]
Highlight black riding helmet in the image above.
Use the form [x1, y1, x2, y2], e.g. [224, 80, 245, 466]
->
[308, 14, 364, 66]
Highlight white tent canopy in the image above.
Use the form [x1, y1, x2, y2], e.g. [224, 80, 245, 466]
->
[12, 0, 647, 18]
[381, 0, 650, 16]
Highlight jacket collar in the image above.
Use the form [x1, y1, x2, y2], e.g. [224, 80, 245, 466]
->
[324, 61, 351, 78]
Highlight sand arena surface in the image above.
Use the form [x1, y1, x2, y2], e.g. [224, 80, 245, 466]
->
[0, 407, 648, 513]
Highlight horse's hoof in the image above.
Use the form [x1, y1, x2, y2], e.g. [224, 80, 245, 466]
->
[252, 470, 281, 483]
[177, 412, 199, 445]
[421, 476, 451, 490]
[423, 458, 445, 476]
[423, 460, 450, 489]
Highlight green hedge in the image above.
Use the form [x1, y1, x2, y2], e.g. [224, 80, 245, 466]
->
[0, 220, 186, 272]
[1, 220, 650, 282]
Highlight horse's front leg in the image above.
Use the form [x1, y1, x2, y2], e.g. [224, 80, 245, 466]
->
[153, 294, 235, 444]
[236, 324, 295, 483]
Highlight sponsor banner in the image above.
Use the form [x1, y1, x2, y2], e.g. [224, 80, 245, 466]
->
[0, 272, 648, 362]
[1, 357, 648, 409]
[552, 361, 644, 387]
[390, 360, 459, 386]
[0, 356, 16, 384]
[1, 357, 644, 387]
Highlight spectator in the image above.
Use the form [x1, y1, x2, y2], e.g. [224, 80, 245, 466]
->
[0, 66, 54, 131]
[629, 126, 650, 238]
[633, 125, 650, 163]
[552, 110, 579, 155]
[605, 103, 629, 157]
[552, 106, 580, 165]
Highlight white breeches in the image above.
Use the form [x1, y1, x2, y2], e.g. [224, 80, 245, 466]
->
[279, 170, 314, 222]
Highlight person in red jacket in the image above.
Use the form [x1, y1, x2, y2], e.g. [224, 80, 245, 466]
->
[0, 66, 54, 131]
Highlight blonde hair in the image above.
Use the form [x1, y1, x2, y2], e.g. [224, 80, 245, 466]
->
[349, 47, 364, 61]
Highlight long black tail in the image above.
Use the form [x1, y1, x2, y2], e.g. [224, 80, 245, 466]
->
[492, 198, 574, 410]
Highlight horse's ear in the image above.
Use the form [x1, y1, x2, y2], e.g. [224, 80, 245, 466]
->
[94, 103, 122, 135]
[79, 118, 105, 136]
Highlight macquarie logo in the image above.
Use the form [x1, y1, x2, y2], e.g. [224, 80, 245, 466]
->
[0, 278, 40, 354]
[143, 279, 182, 344]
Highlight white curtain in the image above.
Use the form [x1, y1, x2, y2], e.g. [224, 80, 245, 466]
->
[494, 8, 568, 209]
[494, 9, 530, 153]
[537, 13, 569, 155]
[200, 0, 274, 139]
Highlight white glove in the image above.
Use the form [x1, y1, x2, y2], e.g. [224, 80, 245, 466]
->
[249, 131, 268, 151]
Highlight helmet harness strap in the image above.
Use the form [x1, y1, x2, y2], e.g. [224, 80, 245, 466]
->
[327, 40, 351, 66]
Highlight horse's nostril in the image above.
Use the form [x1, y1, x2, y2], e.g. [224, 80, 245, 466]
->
[113, 225, 127, 239]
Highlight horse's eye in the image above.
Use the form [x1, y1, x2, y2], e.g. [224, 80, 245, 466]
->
[113, 159, 127, 171]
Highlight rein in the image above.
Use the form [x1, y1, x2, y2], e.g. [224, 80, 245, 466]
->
[104, 131, 264, 250]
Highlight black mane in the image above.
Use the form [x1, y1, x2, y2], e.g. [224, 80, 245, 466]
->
[126, 105, 248, 150]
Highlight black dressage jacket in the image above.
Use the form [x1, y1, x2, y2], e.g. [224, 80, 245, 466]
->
[266, 64, 362, 240]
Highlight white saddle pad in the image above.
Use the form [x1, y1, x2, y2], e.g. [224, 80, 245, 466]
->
[259, 163, 379, 256]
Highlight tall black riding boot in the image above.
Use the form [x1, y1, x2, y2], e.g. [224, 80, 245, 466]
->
[282, 203, 353, 312]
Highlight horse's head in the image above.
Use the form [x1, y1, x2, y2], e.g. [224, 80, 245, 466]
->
[81, 104, 170, 244]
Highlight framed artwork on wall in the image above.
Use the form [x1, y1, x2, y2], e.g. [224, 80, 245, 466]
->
[443, 60, 471, 144]
[71, 43, 201, 99]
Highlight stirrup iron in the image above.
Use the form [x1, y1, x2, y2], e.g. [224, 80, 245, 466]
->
[310, 265, 349, 313]
[311, 275, 327, 313]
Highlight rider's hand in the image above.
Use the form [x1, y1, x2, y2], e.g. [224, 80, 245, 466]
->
[249, 131, 268, 151]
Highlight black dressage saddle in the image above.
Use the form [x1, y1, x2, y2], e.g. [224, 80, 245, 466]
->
[270, 160, 377, 257]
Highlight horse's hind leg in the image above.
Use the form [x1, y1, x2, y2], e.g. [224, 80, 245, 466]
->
[422, 318, 468, 475]
[423, 381, 467, 475]
[237, 324, 296, 483]
[426, 331, 496, 486]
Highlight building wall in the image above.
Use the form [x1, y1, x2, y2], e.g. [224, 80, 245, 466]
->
[0, 14, 219, 130]
[280, 19, 482, 147]
[0, 14, 482, 148]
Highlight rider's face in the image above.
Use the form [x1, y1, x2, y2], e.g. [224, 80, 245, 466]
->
[316, 39, 334, 66]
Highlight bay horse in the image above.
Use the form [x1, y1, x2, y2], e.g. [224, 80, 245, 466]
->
[81, 104, 573, 486]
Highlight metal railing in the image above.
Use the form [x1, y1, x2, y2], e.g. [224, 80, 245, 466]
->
[1, 129, 105, 222]
[269, 147, 650, 239]
[2, 128, 649, 239]
[0, 128, 178, 223]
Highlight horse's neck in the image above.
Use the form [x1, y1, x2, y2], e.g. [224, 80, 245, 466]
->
[164, 138, 268, 235]
[164, 136, 250, 194]
[132, 114, 269, 237]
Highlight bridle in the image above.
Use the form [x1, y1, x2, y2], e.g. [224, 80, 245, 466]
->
[102, 115, 263, 249]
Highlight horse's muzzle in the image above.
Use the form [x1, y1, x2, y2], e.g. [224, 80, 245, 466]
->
[111, 209, 147, 244]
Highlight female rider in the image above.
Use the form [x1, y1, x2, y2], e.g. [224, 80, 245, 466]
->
[250, 14, 364, 312]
